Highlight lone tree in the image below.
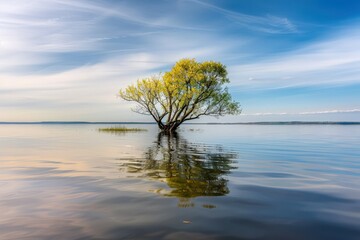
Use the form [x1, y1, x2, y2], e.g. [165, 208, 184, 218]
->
[119, 58, 241, 133]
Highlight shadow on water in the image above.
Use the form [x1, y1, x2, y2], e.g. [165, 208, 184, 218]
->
[117, 132, 238, 207]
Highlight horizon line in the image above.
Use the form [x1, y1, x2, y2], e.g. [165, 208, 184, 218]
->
[0, 121, 359, 125]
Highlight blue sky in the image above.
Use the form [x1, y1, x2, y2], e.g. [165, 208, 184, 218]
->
[1, 0, 359, 122]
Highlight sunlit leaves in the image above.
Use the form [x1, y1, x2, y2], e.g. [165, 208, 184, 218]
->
[119, 58, 241, 132]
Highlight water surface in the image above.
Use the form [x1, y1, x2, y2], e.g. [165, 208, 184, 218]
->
[0, 124, 359, 239]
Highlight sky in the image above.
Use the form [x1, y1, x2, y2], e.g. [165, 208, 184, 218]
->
[1, 0, 360, 122]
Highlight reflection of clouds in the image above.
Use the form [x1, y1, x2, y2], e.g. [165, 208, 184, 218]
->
[1, 125, 360, 239]
[0, 169, 177, 239]
[0, 125, 169, 239]
[117, 132, 238, 206]
[0, 124, 152, 179]
[0, 174, 95, 239]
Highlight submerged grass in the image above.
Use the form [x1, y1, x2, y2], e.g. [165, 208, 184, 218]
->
[98, 126, 147, 133]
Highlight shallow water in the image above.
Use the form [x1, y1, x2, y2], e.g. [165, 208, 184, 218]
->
[0, 124, 359, 240]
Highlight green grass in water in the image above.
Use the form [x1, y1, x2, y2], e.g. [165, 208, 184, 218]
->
[98, 126, 147, 133]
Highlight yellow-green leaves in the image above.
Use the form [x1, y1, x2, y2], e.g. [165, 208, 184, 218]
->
[119, 58, 241, 132]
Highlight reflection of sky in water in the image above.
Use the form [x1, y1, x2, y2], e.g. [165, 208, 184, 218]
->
[0, 124, 359, 239]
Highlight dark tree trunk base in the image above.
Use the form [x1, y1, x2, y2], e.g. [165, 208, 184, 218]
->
[161, 130, 177, 135]
[159, 123, 179, 134]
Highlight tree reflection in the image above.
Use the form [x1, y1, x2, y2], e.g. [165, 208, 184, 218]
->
[118, 132, 237, 206]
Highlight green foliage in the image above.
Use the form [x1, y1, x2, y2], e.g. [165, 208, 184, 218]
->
[98, 126, 147, 133]
[119, 58, 241, 132]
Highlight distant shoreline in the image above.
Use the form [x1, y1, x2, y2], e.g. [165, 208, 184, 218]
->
[0, 121, 359, 125]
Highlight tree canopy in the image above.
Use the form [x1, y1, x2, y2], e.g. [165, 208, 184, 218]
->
[119, 58, 241, 133]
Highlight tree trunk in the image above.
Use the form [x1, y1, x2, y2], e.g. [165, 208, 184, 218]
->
[161, 123, 179, 134]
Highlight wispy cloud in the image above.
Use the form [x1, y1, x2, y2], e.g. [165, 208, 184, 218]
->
[242, 109, 360, 116]
[52, 0, 208, 31]
[0, 0, 224, 73]
[0, 0, 238, 121]
[0, 1, 359, 121]
[0, 44, 226, 121]
[185, 0, 298, 33]
[230, 23, 360, 89]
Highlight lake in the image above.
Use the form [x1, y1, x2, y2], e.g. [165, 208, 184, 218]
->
[0, 124, 359, 240]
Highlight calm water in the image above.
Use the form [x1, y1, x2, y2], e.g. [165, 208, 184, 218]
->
[0, 124, 359, 240]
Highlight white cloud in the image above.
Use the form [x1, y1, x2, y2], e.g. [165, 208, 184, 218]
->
[0, 0, 359, 121]
[0, 0, 235, 121]
[230, 24, 360, 89]
[186, 0, 298, 33]
[51, 0, 208, 31]
[0, 42, 225, 121]
[242, 109, 360, 116]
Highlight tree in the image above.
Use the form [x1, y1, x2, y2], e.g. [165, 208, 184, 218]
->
[119, 58, 241, 133]
[117, 133, 238, 207]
